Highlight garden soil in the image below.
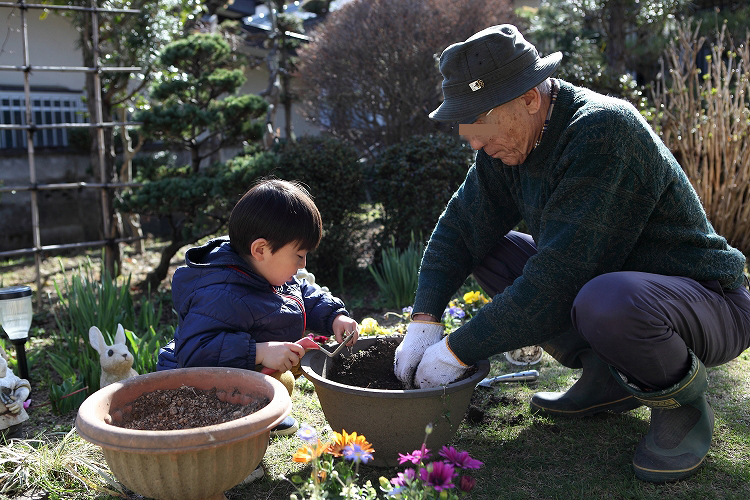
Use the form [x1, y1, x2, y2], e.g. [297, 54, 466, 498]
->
[327, 337, 477, 390]
[328, 337, 404, 389]
[114, 386, 270, 430]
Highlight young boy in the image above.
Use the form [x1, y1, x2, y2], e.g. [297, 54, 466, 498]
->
[157, 178, 359, 440]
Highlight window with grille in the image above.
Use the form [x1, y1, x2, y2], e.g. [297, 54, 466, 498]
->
[0, 91, 88, 149]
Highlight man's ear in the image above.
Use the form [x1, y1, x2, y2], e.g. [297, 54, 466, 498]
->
[522, 87, 542, 115]
[249, 238, 270, 261]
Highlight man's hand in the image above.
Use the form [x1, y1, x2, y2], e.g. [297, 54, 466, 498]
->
[415, 337, 470, 389]
[394, 320, 444, 388]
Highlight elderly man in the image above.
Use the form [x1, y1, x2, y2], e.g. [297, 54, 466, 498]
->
[394, 24, 750, 483]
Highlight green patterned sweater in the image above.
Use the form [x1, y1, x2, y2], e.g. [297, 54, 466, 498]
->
[414, 80, 746, 365]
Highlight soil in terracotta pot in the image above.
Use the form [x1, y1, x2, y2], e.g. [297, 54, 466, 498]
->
[328, 337, 476, 390]
[113, 386, 270, 430]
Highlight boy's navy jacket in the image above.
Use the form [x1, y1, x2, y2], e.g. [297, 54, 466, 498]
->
[157, 237, 349, 371]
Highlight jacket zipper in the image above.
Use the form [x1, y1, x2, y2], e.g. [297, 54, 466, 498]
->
[228, 265, 307, 335]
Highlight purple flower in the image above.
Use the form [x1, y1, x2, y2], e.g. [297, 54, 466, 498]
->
[390, 468, 416, 487]
[458, 475, 476, 492]
[448, 306, 465, 319]
[343, 443, 373, 464]
[402, 306, 413, 315]
[439, 446, 483, 469]
[296, 423, 318, 443]
[419, 461, 456, 491]
[397, 445, 431, 465]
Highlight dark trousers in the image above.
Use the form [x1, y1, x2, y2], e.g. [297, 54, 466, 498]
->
[472, 231, 750, 389]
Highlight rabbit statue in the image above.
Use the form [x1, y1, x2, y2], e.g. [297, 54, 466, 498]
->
[89, 324, 139, 388]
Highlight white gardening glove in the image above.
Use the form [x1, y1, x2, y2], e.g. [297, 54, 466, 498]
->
[415, 336, 470, 389]
[394, 320, 444, 389]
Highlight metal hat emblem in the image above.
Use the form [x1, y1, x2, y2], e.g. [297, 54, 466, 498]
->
[469, 79, 484, 91]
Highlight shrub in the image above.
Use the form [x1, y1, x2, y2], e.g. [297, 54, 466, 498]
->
[649, 22, 750, 253]
[295, 0, 517, 152]
[369, 134, 475, 250]
[269, 136, 365, 285]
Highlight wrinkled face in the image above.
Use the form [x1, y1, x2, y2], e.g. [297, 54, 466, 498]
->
[459, 91, 541, 166]
[255, 241, 308, 287]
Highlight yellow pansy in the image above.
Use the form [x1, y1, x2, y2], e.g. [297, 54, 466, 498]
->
[361, 317, 379, 334]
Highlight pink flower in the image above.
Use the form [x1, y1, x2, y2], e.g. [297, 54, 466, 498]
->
[419, 461, 456, 491]
[397, 444, 431, 465]
[390, 468, 416, 487]
[458, 475, 477, 492]
[439, 446, 484, 469]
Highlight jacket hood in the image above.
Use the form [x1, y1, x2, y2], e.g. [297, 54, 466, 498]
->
[179, 237, 269, 290]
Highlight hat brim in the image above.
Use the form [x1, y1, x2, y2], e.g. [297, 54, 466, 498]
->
[429, 52, 563, 124]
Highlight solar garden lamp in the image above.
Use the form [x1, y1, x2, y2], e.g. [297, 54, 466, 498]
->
[0, 286, 33, 381]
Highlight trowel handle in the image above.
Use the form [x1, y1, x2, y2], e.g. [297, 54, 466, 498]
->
[492, 370, 539, 383]
[260, 335, 321, 375]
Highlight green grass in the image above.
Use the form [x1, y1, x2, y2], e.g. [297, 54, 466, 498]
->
[231, 351, 750, 500]
[14, 349, 747, 500]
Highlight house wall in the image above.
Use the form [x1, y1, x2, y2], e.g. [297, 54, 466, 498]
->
[0, 8, 84, 92]
[239, 66, 322, 140]
[0, 151, 102, 253]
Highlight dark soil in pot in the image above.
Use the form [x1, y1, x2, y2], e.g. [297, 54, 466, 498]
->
[113, 386, 270, 430]
[328, 336, 476, 390]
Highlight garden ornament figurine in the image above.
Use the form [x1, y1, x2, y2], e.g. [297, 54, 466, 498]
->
[89, 324, 139, 388]
[395, 23, 750, 483]
[0, 356, 31, 438]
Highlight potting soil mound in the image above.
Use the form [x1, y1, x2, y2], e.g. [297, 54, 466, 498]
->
[329, 337, 404, 389]
[327, 337, 477, 390]
[113, 386, 270, 430]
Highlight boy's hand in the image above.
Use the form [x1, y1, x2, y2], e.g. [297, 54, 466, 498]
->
[332, 314, 359, 346]
[256, 341, 306, 372]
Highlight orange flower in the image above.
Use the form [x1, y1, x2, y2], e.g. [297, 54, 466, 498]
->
[292, 440, 329, 463]
[327, 429, 375, 457]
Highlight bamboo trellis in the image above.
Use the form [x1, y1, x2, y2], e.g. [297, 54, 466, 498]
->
[0, 0, 142, 306]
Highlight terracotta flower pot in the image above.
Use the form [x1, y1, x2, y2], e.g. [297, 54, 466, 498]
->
[76, 367, 292, 500]
[301, 336, 490, 467]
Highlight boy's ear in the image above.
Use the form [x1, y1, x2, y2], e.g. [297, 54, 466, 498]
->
[249, 238, 269, 261]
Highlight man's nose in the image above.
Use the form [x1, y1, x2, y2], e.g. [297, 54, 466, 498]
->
[468, 136, 487, 150]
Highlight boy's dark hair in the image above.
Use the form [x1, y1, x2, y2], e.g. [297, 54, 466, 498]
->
[229, 178, 322, 256]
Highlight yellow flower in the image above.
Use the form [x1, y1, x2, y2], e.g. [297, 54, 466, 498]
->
[328, 429, 375, 457]
[463, 290, 489, 306]
[463, 291, 480, 304]
[361, 317, 379, 334]
[292, 440, 329, 463]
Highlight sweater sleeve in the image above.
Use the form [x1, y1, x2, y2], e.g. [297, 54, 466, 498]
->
[413, 161, 522, 318]
[443, 111, 662, 365]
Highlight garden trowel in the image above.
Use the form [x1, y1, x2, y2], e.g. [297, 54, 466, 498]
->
[260, 330, 357, 375]
[477, 369, 539, 387]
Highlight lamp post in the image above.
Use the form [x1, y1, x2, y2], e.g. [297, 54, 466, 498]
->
[0, 286, 33, 381]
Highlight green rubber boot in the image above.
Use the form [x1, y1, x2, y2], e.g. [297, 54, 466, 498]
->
[611, 350, 714, 483]
[530, 349, 642, 417]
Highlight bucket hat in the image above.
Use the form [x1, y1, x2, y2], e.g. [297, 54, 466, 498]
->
[430, 24, 562, 124]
